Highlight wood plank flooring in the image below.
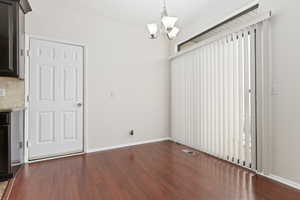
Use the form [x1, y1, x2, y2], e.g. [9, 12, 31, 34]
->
[9, 141, 300, 200]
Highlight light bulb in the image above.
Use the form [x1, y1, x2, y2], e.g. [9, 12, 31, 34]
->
[168, 27, 180, 40]
[147, 24, 158, 39]
[162, 16, 178, 31]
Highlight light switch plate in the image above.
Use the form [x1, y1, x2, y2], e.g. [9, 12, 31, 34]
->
[0, 88, 6, 97]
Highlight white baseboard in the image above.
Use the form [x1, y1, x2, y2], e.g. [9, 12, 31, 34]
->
[268, 174, 300, 190]
[87, 137, 171, 153]
[258, 172, 300, 191]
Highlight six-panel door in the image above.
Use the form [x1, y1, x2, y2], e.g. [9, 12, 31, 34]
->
[28, 38, 84, 160]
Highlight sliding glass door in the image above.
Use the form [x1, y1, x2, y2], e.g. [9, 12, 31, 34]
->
[171, 26, 257, 170]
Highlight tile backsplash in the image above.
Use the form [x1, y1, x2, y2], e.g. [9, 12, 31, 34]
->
[0, 77, 25, 109]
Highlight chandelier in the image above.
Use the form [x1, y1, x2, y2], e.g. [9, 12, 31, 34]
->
[146, 0, 180, 40]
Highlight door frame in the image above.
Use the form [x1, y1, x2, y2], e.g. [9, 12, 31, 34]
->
[24, 35, 88, 163]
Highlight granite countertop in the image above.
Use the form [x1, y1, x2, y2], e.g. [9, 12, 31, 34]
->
[0, 107, 26, 113]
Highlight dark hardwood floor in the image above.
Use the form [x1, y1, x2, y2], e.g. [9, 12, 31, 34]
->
[9, 141, 300, 200]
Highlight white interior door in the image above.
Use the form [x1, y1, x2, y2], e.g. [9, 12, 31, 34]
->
[28, 38, 84, 160]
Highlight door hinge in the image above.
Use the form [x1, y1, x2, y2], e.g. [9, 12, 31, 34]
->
[26, 141, 31, 148]
[26, 49, 31, 57]
[27, 95, 30, 102]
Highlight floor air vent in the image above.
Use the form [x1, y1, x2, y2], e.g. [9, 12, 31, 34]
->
[182, 149, 198, 156]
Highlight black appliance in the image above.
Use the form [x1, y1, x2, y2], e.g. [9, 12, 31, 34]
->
[0, 111, 24, 181]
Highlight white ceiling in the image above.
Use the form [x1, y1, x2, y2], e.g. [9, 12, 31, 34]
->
[65, 0, 211, 27]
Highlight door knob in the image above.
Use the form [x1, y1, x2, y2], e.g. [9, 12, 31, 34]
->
[77, 103, 83, 107]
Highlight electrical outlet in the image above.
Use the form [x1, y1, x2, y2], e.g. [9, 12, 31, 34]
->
[129, 130, 134, 136]
[0, 88, 6, 97]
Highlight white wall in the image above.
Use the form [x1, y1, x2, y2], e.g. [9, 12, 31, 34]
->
[26, 0, 170, 151]
[170, 0, 300, 185]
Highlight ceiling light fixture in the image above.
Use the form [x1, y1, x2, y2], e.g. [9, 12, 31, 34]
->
[146, 0, 180, 40]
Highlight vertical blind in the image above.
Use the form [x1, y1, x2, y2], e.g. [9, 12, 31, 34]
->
[171, 26, 257, 169]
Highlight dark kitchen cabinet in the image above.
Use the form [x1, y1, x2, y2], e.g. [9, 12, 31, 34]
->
[0, 0, 31, 78]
